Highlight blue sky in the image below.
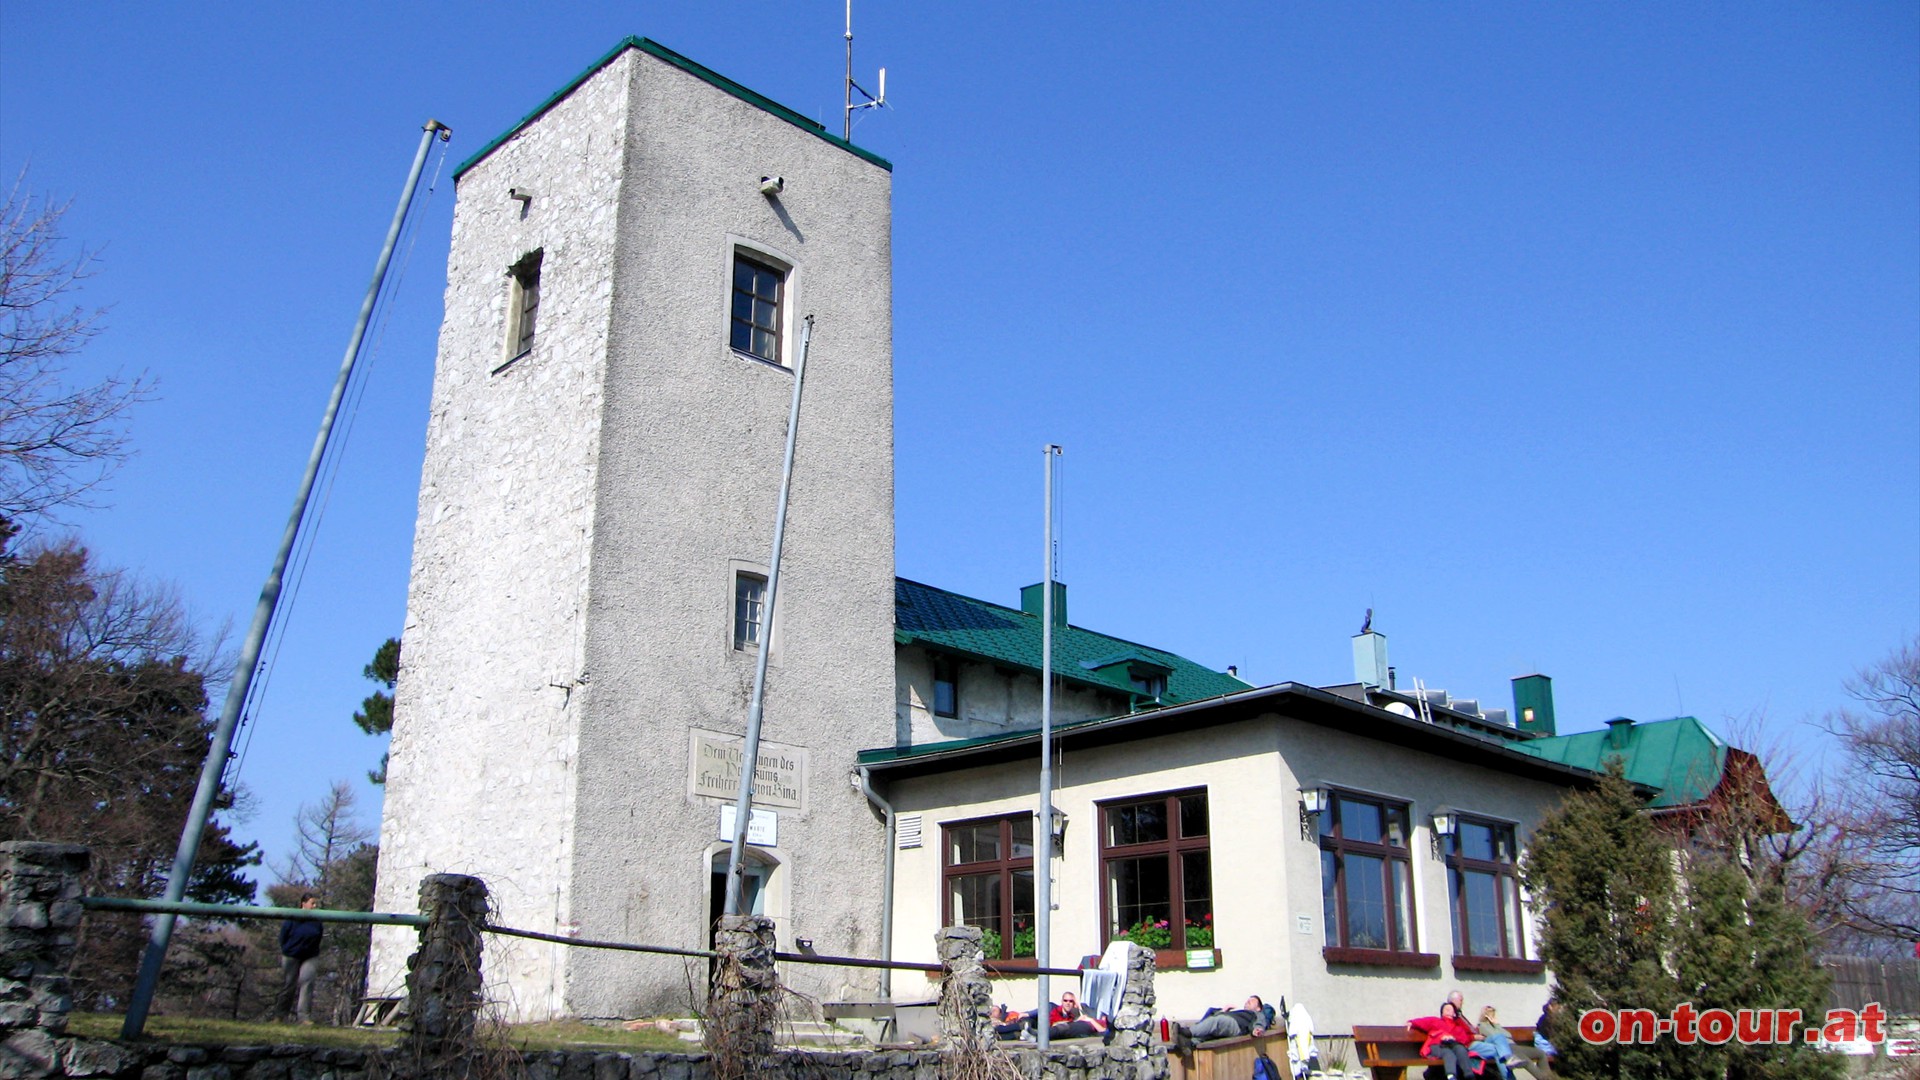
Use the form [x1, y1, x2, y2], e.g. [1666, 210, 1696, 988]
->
[3, 3, 1915, 881]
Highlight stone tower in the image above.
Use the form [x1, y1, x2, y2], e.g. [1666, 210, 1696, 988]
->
[370, 38, 896, 1019]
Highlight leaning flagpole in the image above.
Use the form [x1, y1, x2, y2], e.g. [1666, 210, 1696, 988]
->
[1036, 443, 1062, 1053]
[724, 315, 815, 917]
[122, 119, 451, 1038]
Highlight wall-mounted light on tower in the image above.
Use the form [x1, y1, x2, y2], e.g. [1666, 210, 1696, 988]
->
[759, 175, 785, 198]
[1298, 787, 1329, 839]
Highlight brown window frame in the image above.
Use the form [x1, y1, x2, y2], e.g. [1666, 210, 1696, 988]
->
[1446, 815, 1529, 961]
[941, 814, 1035, 962]
[1318, 789, 1427, 965]
[1097, 788, 1212, 953]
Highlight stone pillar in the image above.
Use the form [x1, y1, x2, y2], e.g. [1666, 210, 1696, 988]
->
[707, 914, 778, 1068]
[935, 925, 993, 1045]
[0, 842, 88, 1078]
[402, 873, 489, 1071]
[1103, 942, 1157, 1071]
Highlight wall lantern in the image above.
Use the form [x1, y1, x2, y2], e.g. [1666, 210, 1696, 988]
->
[1047, 805, 1069, 850]
[1298, 787, 1329, 839]
[1430, 809, 1457, 858]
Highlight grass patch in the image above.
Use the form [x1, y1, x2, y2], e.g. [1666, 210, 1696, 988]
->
[493, 1019, 691, 1053]
[66, 1013, 395, 1049]
[65, 1013, 691, 1054]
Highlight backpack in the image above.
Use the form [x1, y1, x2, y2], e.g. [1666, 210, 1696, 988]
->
[1254, 1053, 1284, 1080]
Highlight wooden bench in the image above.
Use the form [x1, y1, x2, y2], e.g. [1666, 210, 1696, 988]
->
[1168, 1030, 1288, 1080]
[1353, 1025, 1537, 1080]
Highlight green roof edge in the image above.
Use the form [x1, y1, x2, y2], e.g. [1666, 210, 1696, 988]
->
[453, 36, 893, 181]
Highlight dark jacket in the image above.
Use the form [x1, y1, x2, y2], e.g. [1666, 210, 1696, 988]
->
[280, 917, 323, 961]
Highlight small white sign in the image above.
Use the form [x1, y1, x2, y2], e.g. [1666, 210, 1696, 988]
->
[1296, 915, 1313, 935]
[1186, 949, 1217, 970]
[719, 805, 778, 847]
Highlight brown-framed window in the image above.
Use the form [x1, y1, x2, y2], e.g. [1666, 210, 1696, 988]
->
[1099, 789, 1212, 952]
[730, 253, 784, 363]
[942, 815, 1035, 961]
[1447, 817, 1526, 958]
[1318, 791, 1417, 954]
[932, 655, 959, 718]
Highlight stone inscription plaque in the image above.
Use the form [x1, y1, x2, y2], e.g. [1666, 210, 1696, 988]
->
[689, 730, 807, 810]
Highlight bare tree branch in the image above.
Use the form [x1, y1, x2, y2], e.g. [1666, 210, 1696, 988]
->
[0, 172, 151, 522]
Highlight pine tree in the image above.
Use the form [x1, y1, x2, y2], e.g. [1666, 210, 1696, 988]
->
[1522, 761, 1684, 1080]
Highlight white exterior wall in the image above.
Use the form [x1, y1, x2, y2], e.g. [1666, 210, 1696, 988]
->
[375, 43, 895, 1020]
[371, 52, 636, 1017]
[894, 645, 1124, 746]
[884, 710, 1568, 1033]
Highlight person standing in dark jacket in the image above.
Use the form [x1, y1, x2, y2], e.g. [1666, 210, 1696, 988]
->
[276, 894, 323, 1024]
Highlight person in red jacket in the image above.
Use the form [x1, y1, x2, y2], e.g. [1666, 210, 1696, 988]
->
[1409, 1001, 1482, 1080]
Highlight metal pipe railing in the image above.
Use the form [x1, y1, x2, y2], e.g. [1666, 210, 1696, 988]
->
[83, 895, 1084, 977]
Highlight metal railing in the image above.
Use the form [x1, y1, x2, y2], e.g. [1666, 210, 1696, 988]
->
[81, 896, 1083, 977]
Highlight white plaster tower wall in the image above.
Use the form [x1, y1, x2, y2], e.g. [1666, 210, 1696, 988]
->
[370, 51, 638, 1017]
[561, 48, 895, 1018]
[373, 41, 896, 1020]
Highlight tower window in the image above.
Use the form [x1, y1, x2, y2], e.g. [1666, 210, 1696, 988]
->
[733, 572, 768, 650]
[730, 254, 785, 363]
[506, 250, 542, 360]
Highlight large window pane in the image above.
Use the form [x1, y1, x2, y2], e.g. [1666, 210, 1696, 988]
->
[1463, 869, 1499, 955]
[1321, 849, 1340, 947]
[1010, 816, 1034, 860]
[949, 822, 1000, 866]
[950, 873, 1000, 930]
[1011, 870, 1036, 957]
[1344, 853, 1388, 949]
[1179, 793, 1209, 838]
[1461, 821, 1496, 862]
[1498, 874, 1521, 956]
[1182, 850, 1213, 943]
[1106, 800, 1169, 847]
[1340, 798, 1383, 844]
[1108, 855, 1172, 938]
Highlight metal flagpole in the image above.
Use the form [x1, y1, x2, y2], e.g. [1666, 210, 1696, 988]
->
[724, 315, 814, 917]
[121, 119, 451, 1038]
[1036, 443, 1062, 1053]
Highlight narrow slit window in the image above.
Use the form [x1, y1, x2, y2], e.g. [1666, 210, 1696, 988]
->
[730, 254, 785, 363]
[507, 250, 542, 359]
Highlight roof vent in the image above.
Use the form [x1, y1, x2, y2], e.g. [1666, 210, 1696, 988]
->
[1452, 698, 1481, 717]
[1485, 708, 1511, 727]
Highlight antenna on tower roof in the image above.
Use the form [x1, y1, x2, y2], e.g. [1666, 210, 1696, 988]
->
[844, 1, 888, 141]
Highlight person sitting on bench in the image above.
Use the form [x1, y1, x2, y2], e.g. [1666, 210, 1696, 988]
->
[1409, 1002, 1483, 1080]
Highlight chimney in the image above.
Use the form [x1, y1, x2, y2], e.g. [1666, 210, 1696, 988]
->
[1606, 716, 1635, 750]
[1512, 674, 1556, 737]
[1019, 582, 1068, 627]
[1352, 630, 1389, 688]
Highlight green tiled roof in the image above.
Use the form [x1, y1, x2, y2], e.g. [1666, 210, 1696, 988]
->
[1510, 716, 1727, 808]
[894, 578, 1249, 705]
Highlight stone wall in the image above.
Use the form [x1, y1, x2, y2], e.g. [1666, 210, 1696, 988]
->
[0, 1040, 1168, 1080]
